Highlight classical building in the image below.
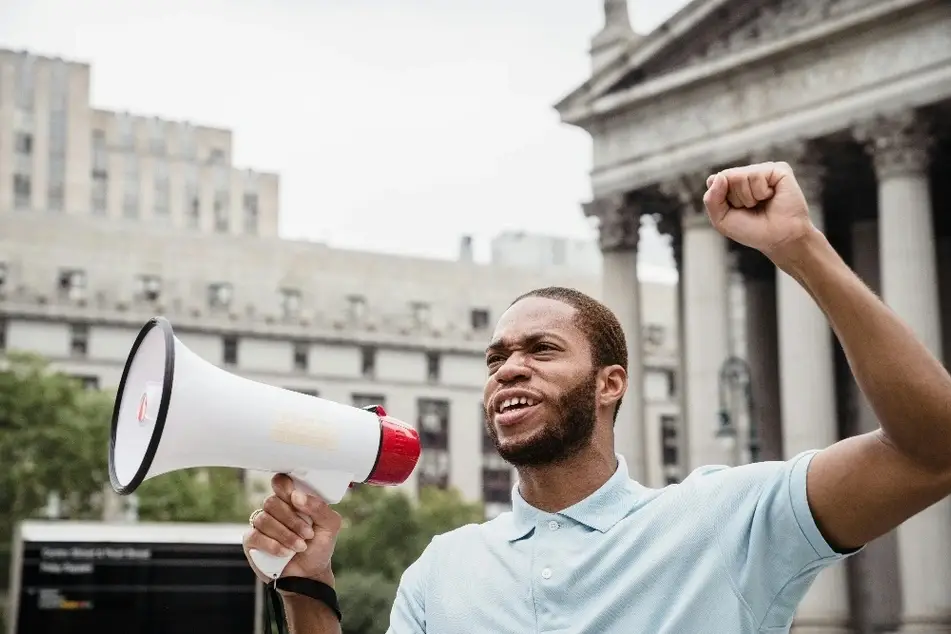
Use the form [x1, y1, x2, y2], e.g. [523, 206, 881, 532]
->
[556, 0, 951, 632]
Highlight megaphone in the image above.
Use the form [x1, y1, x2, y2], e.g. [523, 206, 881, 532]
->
[108, 316, 421, 580]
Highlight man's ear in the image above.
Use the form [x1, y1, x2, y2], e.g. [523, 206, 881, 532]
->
[599, 365, 627, 410]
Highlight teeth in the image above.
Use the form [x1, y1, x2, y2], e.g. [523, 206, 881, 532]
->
[497, 396, 537, 413]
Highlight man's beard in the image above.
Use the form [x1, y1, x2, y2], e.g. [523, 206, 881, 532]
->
[483, 371, 598, 468]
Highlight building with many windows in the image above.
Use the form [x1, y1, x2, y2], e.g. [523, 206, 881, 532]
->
[0, 48, 280, 236]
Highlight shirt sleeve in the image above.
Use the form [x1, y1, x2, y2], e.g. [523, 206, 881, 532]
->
[706, 450, 859, 629]
[385, 538, 436, 634]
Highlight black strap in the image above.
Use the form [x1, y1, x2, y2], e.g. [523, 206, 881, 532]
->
[265, 577, 342, 634]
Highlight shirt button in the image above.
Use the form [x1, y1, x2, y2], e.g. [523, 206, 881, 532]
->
[548, 521, 559, 531]
[541, 568, 552, 579]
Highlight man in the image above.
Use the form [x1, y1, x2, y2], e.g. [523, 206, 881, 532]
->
[243, 162, 951, 633]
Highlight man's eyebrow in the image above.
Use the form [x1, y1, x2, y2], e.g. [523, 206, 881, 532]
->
[485, 332, 561, 355]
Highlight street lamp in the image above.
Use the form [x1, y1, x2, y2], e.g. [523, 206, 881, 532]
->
[715, 355, 760, 464]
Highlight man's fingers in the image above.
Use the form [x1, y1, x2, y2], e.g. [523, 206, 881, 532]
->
[253, 507, 310, 552]
[291, 490, 343, 533]
[749, 171, 773, 201]
[245, 527, 297, 559]
[703, 172, 730, 218]
[262, 494, 315, 541]
[271, 473, 295, 502]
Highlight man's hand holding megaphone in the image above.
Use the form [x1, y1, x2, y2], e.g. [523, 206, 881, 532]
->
[244, 473, 342, 585]
[244, 474, 344, 631]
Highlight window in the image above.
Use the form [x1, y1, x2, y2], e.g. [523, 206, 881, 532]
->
[48, 107, 67, 213]
[14, 133, 32, 154]
[347, 295, 366, 322]
[243, 193, 259, 234]
[292, 342, 308, 372]
[58, 269, 86, 302]
[418, 450, 450, 491]
[470, 309, 490, 330]
[281, 288, 301, 319]
[644, 324, 665, 348]
[222, 336, 238, 365]
[482, 464, 512, 504]
[69, 323, 88, 357]
[13, 174, 31, 210]
[91, 131, 108, 215]
[153, 159, 169, 219]
[411, 302, 431, 328]
[123, 156, 139, 218]
[208, 282, 233, 309]
[213, 166, 230, 232]
[182, 164, 200, 228]
[135, 275, 161, 302]
[214, 193, 230, 232]
[352, 394, 386, 410]
[360, 346, 376, 378]
[426, 351, 440, 383]
[660, 414, 679, 470]
[417, 398, 449, 450]
[72, 375, 99, 390]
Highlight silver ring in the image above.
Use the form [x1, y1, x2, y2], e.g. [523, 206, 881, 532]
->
[248, 508, 264, 528]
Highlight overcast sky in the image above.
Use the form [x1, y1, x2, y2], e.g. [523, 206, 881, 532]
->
[1, 0, 689, 264]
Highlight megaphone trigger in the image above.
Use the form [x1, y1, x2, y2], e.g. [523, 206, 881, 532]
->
[107, 316, 423, 580]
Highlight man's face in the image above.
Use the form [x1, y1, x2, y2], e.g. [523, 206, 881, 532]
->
[482, 297, 599, 467]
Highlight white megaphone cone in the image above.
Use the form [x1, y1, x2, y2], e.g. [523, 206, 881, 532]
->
[108, 317, 421, 580]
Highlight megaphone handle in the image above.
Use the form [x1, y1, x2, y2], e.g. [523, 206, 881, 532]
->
[248, 475, 319, 580]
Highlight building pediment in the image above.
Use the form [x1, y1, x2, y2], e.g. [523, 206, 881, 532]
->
[555, 0, 917, 127]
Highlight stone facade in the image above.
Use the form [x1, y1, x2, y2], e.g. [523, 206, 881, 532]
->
[559, 0, 951, 632]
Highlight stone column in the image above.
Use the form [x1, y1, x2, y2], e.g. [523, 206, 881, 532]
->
[856, 109, 951, 633]
[735, 247, 783, 463]
[771, 148, 851, 634]
[662, 175, 734, 469]
[584, 195, 647, 482]
[847, 218, 902, 633]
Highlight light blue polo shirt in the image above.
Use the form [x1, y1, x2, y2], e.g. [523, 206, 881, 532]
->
[386, 450, 855, 633]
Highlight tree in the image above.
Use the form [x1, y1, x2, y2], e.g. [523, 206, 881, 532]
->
[0, 352, 113, 543]
[134, 467, 252, 523]
[329, 484, 485, 634]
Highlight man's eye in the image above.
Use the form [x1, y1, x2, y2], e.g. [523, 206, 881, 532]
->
[486, 355, 503, 365]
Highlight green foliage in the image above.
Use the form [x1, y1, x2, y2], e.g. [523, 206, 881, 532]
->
[330, 484, 485, 634]
[0, 352, 254, 551]
[135, 467, 252, 523]
[0, 352, 113, 545]
[336, 571, 399, 634]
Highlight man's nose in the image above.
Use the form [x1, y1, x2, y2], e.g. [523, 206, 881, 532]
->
[495, 354, 531, 382]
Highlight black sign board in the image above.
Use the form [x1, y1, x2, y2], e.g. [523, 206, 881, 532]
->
[14, 539, 259, 634]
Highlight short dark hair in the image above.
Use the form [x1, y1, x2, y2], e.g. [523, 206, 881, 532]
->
[510, 286, 627, 422]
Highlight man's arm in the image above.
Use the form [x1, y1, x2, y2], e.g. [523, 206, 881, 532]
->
[282, 592, 341, 634]
[773, 226, 951, 551]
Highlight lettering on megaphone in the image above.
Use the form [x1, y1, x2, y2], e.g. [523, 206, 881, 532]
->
[108, 316, 421, 579]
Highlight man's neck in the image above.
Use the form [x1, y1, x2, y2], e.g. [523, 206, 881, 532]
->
[515, 444, 618, 513]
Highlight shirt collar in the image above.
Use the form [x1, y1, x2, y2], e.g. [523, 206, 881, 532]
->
[499, 454, 643, 542]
